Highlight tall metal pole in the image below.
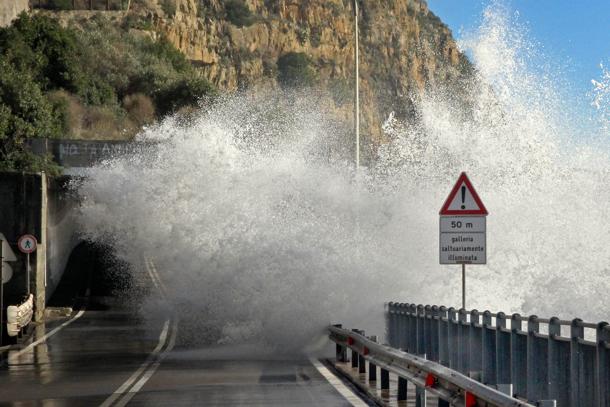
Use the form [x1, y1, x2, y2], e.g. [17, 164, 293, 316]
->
[1, 239, 4, 345]
[354, 0, 360, 168]
[27, 252, 31, 295]
[462, 263, 466, 309]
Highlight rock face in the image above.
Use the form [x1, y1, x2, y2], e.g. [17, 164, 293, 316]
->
[152, 0, 472, 150]
[0, 0, 28, 27]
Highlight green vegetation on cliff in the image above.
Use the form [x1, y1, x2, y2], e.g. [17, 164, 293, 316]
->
[0, 12, 215, 174]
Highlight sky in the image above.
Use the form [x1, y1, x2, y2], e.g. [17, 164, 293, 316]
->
[427, 0, 610, 114]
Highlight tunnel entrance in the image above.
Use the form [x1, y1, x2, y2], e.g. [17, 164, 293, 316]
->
[47, 242, 132, 310]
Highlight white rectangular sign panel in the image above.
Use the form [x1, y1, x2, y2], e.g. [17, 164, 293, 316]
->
[439, 216, 486, 264]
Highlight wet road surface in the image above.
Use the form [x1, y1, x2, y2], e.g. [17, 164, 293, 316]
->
[0, 297, 364, 406]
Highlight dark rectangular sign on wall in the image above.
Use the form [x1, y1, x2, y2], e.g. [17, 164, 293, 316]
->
[28, 139, 146, 169]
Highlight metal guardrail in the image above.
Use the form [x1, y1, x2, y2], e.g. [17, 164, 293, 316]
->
[386, 302, 610, 407]
[328, 325, 534, 407]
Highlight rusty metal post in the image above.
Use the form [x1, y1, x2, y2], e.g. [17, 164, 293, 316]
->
[351, 328, 359, 368]
[380, 368, 389, 390]
[369, 335, 377, 382]
[398, 377, 408, 401]
[334, 324, 347, 362]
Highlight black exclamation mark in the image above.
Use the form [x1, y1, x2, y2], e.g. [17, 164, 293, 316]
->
[461, 185, 466, 209]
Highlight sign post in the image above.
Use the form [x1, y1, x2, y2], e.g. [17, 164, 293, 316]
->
[18, 235, 37, 295]
[439, 173, 488, 309]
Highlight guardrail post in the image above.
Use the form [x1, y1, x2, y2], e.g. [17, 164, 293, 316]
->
[334, 324, 347, 362]
[396, 303, 409, 349]
[431, 305, 440, 362]
[393, 303, 401, 349]
[548, 317, 568, 406]
[386, 302, 395, 347]
[570, 319, 583, 406]
[417, 304, 425, 356]
[398, 376, 408, 401]
[596, 322, 609, 407]
[458, 308, 469, 374]
[415, 385, 426, 407]
[482, 310, 496, 385]
[424, 305, 432, 359]
[369, 336, 377, 382]
[448, 307, 458, 370]
[527, 315, 546, 401]
[511, 313, 526, 397]
[408, 304, 417, 353]
[495, 312, 511, 389]
[352, 329, 360, 368]
[438, 306, 449, 366]
[380, 368, 389, 390]
[357, 330, 366, 374]
[469, 309, 482, 380]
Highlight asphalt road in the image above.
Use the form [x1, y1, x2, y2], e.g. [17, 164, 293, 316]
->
[0, 278, 364, 406]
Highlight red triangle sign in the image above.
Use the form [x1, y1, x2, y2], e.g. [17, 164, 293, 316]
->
[439, 172, 488, 215]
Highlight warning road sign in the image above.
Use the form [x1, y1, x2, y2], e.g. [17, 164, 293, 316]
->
[438, 173, 488, 308]
[439, 173, 488, 265]
[439, 172, 488, 216]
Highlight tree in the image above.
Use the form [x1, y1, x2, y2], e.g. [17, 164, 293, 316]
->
[277, 52, 317, 88]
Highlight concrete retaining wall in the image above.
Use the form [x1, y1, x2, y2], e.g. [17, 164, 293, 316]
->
[0, 172, 79, 321]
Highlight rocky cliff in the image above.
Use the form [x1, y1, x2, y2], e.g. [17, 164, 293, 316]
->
[0, 0, 29, 27]
[32, 0, 473, 155]
[141, 0, 472, 149]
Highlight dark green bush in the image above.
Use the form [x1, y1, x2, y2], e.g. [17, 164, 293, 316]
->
[0, 13, 217, 173]
[225, 0, 253, 27]
[155, 76, 216, 115]
[277, 52, 317, 88]
[161, 0, 177, 16]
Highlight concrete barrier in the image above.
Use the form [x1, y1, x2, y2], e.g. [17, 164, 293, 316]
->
[7, 294, 33, 336]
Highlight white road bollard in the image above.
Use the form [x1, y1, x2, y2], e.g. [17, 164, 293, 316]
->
[7, 294, 34, 337]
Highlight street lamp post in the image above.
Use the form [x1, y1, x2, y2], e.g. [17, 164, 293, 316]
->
[354, 0, 360, 169]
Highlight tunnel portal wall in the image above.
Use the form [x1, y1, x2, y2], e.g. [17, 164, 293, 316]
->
[0, 172, 80, 320]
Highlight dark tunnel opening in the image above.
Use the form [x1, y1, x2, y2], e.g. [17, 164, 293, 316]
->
[48, 242, 133, 310]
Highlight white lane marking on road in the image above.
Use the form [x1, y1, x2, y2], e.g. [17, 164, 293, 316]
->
[145, 259, 161, 293]
[100, 258, 177, 407]
[309, 358, 370, 407]
[113, 319, 178, 407]
[99, 320, 170, 407]
[7, 309, 86, 364]
[146, 259, 168, 300]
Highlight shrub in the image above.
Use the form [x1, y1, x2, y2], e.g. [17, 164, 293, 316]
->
[225, 0, 253, 27]
[161, 0, 177, 16]
[123, 93, 155, 126]
[1, 14, 82, 92]
[277, 52, 317, 88]
[155, 76, 216, 115]
[161, 0, 176, 17]
[329, 78, 351, 106]
[0, 12, 218, 172]
[310, 26, 321, 47]
[0, 61, 64, 174]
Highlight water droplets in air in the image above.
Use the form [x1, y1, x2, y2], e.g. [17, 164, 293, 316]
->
[75, 4, 610, 348]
